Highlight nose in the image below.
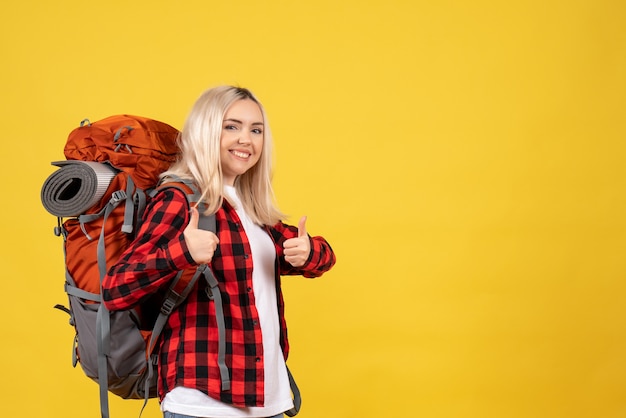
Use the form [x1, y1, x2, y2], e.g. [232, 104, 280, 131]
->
[238, 130, 252, 144]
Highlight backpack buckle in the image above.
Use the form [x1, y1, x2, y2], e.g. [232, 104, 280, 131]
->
[110, 190, 127, 203]
[160, 297, 176, 315]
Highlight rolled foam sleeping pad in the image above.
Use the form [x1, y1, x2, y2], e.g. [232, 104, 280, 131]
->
[41, 161, 118, 217]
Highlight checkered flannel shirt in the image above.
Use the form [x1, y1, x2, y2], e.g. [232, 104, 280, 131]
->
[102, 188, 336, 407]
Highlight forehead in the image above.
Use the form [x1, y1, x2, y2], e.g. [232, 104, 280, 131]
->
[224, 99, 263, 122]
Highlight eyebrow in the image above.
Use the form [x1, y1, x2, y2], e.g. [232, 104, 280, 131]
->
[224, 118, 264, 126]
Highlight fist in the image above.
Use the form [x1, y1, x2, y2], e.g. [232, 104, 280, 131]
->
[183, 207, 219, 264]
[283, 216, 311, 267]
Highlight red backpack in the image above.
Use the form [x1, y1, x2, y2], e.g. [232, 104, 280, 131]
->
[45, 115, 180, 296]
[41, 115, 219, 418]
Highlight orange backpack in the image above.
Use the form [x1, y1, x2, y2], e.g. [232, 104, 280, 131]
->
[47, 115, 180, 295]
[41, 116, 219, 418]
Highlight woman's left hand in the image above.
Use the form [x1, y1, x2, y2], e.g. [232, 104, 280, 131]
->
[283, 216, 311, 267]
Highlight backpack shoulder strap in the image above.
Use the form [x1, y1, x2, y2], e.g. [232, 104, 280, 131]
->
[154, 176, 216, 232]
[150, 176, 213, 225]
[146, 176, 216, 354]
[152, 177, 229, 390]
[142, 177, 220, 405]
[285, 366, 302, 417]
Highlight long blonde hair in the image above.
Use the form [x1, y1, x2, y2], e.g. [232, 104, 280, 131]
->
[162, 85, 284, 225]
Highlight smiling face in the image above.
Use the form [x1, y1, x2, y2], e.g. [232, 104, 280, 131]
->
[220, 99, 265, 186]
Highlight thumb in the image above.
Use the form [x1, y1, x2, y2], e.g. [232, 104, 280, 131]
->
[297, 216, 307, 238]
[187, 206, 200, 229]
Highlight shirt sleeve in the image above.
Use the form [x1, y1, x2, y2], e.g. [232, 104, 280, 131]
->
[268, 221, 336, 278]
[102, 188, 197, 311]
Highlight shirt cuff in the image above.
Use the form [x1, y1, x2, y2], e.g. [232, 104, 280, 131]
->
[166, 233, 197, 271]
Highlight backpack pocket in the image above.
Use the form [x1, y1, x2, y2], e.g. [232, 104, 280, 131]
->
[69, 295, 157, 399]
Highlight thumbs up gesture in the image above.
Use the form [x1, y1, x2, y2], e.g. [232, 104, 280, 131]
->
[183, 207, 219, 264]
[283, 216, 311, 268]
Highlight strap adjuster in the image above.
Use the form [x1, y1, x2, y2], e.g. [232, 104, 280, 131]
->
[111, 190, 127, 203]
[160, 297, 176, 315]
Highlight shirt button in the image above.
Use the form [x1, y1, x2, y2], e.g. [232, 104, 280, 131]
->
[247, 287, 252, 292]
[255, 357, 261, 362]
[244, 254, 249, 259]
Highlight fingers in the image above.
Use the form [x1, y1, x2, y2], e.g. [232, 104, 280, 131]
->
[184, 206, 219, 265]
[189, 231, 219, 265]
[285, 216, 308, 248]
[297, 215, 307, 238]
[284, 215, 311, 267]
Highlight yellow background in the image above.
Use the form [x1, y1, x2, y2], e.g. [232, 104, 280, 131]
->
[1, 1, 625, 417]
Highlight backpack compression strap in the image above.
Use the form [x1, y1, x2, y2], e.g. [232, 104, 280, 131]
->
[93, 177, 136, 418]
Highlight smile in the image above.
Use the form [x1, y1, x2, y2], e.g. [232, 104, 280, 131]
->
[230, 150, 251, 159]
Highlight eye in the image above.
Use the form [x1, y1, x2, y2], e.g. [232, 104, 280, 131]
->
[251, 128, 263, 134]
[224, 124, 238, 131]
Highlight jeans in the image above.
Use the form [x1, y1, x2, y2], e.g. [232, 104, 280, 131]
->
[163, 412, 284, 418]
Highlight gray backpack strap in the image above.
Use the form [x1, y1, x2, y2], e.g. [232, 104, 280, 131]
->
[149, 179, 231, 390]
[285, 366, 302, 417]
[60, 178, 132, 418]
[146, 269, 198, 355]
[77, 184, 128, 241]
[201, 263, 230, 391]
[141, 265, 208, 415]
[93, 183, 132, 418]
[65, 282, 100, 302]
[54, 238, 100, 371]
[133, 187, 148, 233]
[139, 205, 219, 410]
[121, 176, 136, 233]
[197, 211, 215, 232]
[96, 303, 111, 418]
[61, 240, 101, 302]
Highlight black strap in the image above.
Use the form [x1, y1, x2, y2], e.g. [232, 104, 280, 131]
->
[285, 366, 302, 416]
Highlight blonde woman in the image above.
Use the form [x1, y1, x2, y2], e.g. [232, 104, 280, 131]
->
[103, 86, 336, 418]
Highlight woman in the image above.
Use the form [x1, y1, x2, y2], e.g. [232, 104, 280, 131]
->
[102, 86, 336, 418]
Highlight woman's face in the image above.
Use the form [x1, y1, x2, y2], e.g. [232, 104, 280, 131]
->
[220, 99, 264, 186]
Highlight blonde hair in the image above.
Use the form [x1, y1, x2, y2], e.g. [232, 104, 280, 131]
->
[162, 85, 284, 225]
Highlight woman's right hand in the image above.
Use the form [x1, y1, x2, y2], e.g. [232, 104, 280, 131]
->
[183, 207, 219, 264]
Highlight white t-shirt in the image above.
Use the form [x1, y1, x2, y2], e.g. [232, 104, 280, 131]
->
[161, 186, 293, 417]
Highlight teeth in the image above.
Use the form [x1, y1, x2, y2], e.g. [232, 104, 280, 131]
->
[231, 150, 250, 158]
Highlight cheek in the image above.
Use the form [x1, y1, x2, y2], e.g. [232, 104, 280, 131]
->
[256, 138, 264, 152]
[220, 131, 232, 146]
[220, 144, 230, 159]
[254, 141, 264, 162]
[252, 152, 262, 166]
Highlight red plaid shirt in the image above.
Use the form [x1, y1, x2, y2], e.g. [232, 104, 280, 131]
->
[102, 188, 336, 407]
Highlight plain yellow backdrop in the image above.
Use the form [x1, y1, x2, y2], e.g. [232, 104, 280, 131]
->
[1, 0, 626, 417]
